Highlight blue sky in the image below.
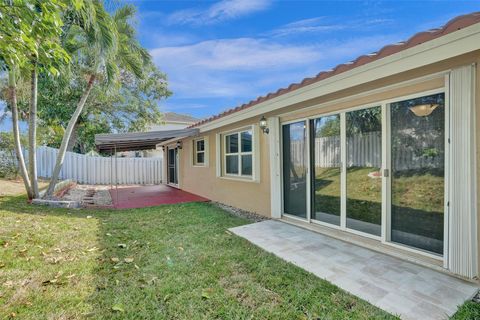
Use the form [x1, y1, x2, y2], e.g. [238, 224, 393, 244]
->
[1, 0, 479, 131]
[132, 0, 479, 120]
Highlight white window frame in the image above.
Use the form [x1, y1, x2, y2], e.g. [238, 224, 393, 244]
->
[193, 137, 208, 167]
[217, 125, 260, 182]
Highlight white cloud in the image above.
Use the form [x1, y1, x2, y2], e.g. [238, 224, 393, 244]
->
[151, 34, 401, 102]
[269, 16, 394, 37]
[167, 0, 271, 25]
[270, 17, 347, 37]
[151, 38, 321, 71]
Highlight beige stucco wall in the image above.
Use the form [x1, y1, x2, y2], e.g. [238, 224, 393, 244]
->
[169, 51, 480, 229]
[178, 118, 271, 216]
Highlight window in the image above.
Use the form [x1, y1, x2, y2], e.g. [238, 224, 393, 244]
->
[193, 138, 206, 166]
[224, 129, 253, 177]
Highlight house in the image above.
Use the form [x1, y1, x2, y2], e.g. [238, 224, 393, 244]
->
[118, 112, 200, 158]
[157, 12, 480, 280]
[149, 112, 200, 131]
[97, 12, 480, 281]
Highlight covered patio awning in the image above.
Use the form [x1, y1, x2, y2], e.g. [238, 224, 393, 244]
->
[95, 128, 199, 153]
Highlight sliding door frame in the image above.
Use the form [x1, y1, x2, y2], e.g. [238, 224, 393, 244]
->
[280, 84, 449, 262]
[280, 118, 311, 223]
[382, 87, 447, 261]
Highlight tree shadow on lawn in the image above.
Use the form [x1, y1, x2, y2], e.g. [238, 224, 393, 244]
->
[1, 195, 397, 319]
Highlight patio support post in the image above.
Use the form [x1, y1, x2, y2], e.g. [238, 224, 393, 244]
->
[115, 143, 118, 207]
[110, 146, 114, 208]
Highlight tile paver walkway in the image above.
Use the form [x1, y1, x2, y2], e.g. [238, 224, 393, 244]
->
[229, 220, 479, 320]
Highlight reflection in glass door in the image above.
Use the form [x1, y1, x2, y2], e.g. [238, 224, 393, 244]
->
[390, 93, 445, 255]
[280, 91, 447, 257]
[311, 115, 341, 226]
[282, 121, 308, 219]
[168, 147, 178, 185]
[346, 106, 382, 236]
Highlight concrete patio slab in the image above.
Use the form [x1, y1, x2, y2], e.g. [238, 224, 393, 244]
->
[229, 220, 479, 320]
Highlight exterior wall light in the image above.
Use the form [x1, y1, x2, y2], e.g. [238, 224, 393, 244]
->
[259, 116, 269, 134]
[161, 145, 165, 151]
[409, 104, 439, 117]
[176, 140, 183, 149]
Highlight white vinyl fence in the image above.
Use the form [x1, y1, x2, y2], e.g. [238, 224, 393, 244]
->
[35, 146, 162, 185]
[290, 131, 444, 170]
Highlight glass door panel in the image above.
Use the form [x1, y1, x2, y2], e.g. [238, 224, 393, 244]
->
[168, 147, 178, 185]
[346, 106, 382, 236]
[282, 121, 308, 218]
[390, 93, 445, 255]
[311, 115, 341, 226]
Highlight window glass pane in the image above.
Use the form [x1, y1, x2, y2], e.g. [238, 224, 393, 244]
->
[226, 155, 239, 174]
[390, 93, 445, 254]
[196, 152, 204, 164]
[196, 140, 205, 152]
[311, 115, 341, 226]
[168, 149, 175, 165]
[241, 130, 252, 152]
[346, 106, 382, 236]
[282, 121, 307, 218]
[241, 154, 252, 176]
[226, 134, 238, 153]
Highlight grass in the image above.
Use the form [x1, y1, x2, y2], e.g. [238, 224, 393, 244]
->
[0, 179, 477, 319]
[0, 178, 49, 197]
[314, 167, 444, 215]
[313, 167, 444, 229]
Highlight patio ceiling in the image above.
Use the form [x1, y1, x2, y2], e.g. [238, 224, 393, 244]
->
[95, 128, 199, 153]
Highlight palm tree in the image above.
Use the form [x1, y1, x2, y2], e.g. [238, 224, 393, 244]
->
[8, 68, 34, 199]
[1, 0, 75, 199]
[44, 3, 150, 197]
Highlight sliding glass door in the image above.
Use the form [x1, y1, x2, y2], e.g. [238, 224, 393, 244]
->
[282, 121, 308, 219]
[311, 115, 341, 226]
[389, 93, 445, 254]
[281, 91, 446, 256]
[346, 106, 382, 236]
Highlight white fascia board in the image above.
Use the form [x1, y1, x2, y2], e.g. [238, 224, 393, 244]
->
[156, 136, 188, 147]
[198, 24, 480, 133]
[165, 121, 196, 125]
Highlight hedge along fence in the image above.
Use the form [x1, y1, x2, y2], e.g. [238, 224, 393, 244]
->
[1, 146, 163, 185]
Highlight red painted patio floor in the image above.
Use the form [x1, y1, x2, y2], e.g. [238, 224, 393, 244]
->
[109, 185, 209, 209]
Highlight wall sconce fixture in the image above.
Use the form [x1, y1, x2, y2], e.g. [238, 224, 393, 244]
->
[176, 140, 183, 149]
[259, 116, 269, 134]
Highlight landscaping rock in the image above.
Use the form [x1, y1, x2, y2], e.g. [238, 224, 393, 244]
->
[32, 198, 81, 208]
[213, 202, 269, 222]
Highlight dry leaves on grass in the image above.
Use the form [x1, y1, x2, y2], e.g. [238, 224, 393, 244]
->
[111, 304, 125, 313]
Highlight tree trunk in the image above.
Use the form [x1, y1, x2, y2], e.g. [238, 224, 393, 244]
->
[29, 64, 39, 198]
[66, 122, 79, 152]
[44, 74, 96, 198]
[9, 69, 33, 199]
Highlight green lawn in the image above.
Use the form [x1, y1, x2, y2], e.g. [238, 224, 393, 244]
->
[314, 167, 444, 217]
[313, 167, 445, 242]
[0, 190, 478, 319]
